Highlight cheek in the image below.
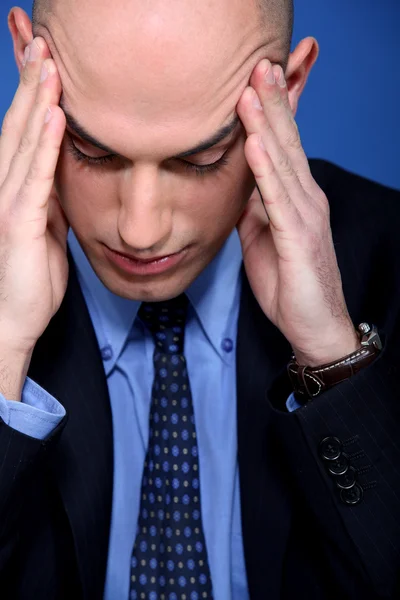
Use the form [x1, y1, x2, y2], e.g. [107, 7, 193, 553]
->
[55, 143, 119, 227]
[183, 143, 254, 232]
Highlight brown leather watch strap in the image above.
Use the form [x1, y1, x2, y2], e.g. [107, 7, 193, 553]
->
[287, 324, 382, 403]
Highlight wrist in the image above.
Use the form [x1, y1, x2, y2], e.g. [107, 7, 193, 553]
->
[288, 322, 382, 403]
[293, 327, 360, 367]
[0, 346, 33, 402]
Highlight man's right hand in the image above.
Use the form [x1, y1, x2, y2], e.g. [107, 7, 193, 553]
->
[0, 37, 68, 400]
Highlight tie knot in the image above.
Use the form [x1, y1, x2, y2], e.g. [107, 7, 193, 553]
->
[138, 294, 188, 355]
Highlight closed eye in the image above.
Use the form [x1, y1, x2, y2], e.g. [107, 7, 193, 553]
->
[181, 153, 229, 175]
[66, 137, 116, 166]
[66, 136, 229, 175]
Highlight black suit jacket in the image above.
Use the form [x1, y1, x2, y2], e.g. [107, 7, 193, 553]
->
[1, 160, 400, 599]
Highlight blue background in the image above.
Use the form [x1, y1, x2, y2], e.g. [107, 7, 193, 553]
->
[1, 0, 399, 189]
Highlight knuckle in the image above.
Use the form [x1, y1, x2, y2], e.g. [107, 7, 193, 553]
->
[20, 65, 37, 89]
[271, 92, 281, 107]
[275, 187, 290, 206]
[24, 154, 54, 189]
[24, 163, 42, 188]
[277, 151, 293, 177]
[13, 186, 27, 207]
[319, 190, 329, 207]
[17, 133, 33, 157]
[271, 94, 281, 107]
[305, 230, 323, 256]
[306, 210, 331, 245]
[284, 129, 302, 151]
[315, 190, 330, 214]
[252, 151, 274, 181]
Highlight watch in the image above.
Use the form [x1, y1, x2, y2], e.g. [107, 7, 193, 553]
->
[287, 323, 382, 404]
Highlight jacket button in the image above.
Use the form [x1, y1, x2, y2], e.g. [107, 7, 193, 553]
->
[335, 466, 357, 490]
[328, 453, 349, 476]
[319, 437, 342, 461]
[340, 483, 364, 506]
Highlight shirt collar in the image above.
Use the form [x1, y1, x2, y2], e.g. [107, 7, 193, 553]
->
[68, 231, 140, 375]
[68, 229, 243, 373]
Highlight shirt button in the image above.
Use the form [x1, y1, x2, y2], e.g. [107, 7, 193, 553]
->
[101, 345, 113, 362]
[221, 338, 234, 353]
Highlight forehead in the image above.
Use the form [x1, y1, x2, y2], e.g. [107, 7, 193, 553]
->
[37, 0, 282, 155]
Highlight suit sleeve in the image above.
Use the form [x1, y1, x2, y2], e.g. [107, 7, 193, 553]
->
[0, 380, 67, 573]
[284, 338, 400, 598]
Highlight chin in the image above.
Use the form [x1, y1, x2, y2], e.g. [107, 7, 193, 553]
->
[97, 267, 197, 303]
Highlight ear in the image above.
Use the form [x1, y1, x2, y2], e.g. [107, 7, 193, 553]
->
[285, 37, 319, 117]
[8, 7, 34, 73]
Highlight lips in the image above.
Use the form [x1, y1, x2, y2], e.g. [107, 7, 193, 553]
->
[109, 248, 178, 264]
[103, 245, 188, 276]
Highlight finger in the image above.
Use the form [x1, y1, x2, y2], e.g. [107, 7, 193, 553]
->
[0, 37, 50, 183]
[237, 186, 269, 240]
[237, 86, 305, 202]
[272, 64, 292, 113]
[243, 132, 302, 234]
[250, 59, 312, 183]
[237, 187, 270, 253]
[13, 105, 66, 234]
[47, 190, 69, 249]
[4, 59, 62, 199]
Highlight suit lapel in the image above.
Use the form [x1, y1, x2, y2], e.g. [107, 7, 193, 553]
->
[237, 271, 297, 599]
[28, 258, 114, 600]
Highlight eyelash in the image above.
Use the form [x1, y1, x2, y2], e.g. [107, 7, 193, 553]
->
[67, 139, 116, 166]
[66, 138, 229, 176]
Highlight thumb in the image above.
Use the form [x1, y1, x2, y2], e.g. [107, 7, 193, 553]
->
[47, 187, 69, 250]
[237, 186, 270, 253]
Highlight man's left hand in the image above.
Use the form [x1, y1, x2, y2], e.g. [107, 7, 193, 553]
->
[236, 59, 360, 367]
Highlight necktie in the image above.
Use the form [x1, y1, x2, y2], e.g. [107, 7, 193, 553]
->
[130, 295, 214, 600]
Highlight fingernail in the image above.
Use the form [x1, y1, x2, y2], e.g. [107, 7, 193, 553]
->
[40, 64, 49, 82]
[258, 135, 266, 152]
[265, 66, 275, 85]
[44, 108, 53, 124]
[22, 45, 30, 67]
[252, 92, 263, 111]
[277, 68, 286, 88]
[28, 39, 41, 62]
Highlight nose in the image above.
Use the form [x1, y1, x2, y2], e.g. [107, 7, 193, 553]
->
[117, 164, 173, 254]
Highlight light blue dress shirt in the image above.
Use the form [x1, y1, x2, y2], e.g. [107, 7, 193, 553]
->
[0, 230, 300, 599]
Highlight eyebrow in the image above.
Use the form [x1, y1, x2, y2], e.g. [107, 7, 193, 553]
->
[60, 99, 122, 156]
[175, 115, 240, 158]
[60, 99, 240, 159]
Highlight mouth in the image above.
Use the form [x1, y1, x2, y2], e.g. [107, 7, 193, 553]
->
[103, 245, 189, 276]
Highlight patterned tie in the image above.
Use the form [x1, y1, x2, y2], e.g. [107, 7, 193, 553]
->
[130, 295, 214, 600]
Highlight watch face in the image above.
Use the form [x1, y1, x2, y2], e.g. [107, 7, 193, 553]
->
[358, 323, 371, 335]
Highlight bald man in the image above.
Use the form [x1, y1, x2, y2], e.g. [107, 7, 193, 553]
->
[1, 0, 400, 598]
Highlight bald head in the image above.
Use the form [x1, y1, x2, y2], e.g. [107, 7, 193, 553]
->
[33, 0, 294, 59]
